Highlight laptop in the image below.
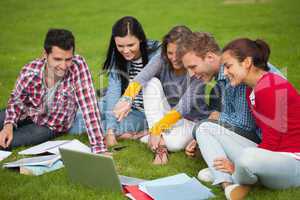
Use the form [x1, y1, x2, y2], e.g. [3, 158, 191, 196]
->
[59, 148, 122, 192]
[59, 148, 147, 192]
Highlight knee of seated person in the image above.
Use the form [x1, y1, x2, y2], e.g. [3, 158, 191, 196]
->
[143, 78, 163, 96]
[195, 121, 215, 141]
[165, 139, 186, 152]
[148, 77, 161, 85]
[235, 148, 261, 170]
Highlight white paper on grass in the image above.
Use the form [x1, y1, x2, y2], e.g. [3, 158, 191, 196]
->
[3, 154, 61, 168]
[139, 173, 191, 194]
[48, 139, 91, 155]
[0, 150, 12, 162]
[18, 139, 91, 155]
[18, 140, 69, 155]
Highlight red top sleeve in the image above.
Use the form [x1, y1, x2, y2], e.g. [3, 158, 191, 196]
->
[247, 72, 300, 152]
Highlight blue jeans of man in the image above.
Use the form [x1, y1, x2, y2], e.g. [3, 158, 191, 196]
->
[0, 110, 55, 150]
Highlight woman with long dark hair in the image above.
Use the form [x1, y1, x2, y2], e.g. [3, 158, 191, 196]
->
[69, 16, 160, 146]
[100, 16, 160, 146]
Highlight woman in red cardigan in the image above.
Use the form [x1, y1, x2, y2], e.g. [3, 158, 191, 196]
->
[198, 38, 300, 200]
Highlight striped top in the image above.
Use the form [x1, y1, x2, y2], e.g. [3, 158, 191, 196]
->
[129, 58, 144, 111]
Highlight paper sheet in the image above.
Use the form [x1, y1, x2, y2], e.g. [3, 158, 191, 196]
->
[144, 177, 214, 200]
[3, 154, 61, 168]
[119, 175, 148, 186]
[0, 150, 12, 162]
[18, 139, 91, 155]
[50, 139, 91, 155]
[18, 140, 69, 155]
[139, 173, 191, 194]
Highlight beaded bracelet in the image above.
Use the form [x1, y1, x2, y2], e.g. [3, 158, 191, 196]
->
[119, 96, 133, 105]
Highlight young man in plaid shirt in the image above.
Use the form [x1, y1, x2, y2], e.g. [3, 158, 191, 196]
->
[0, 29, 107, 153]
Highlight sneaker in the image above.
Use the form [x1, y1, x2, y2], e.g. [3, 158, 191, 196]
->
[197, 168, 213, 182]
[224, 184, 250, 200]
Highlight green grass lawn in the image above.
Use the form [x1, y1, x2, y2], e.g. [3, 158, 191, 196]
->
[0, 0, 300, 199]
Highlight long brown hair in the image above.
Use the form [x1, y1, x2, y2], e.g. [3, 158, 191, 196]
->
[161, 25, 192, 68]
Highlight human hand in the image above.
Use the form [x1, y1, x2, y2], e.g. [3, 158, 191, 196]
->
[113, 100, 131, 122]
[148, 134, 161, 151]
[0, 124, 13, 148]
[208, 111, 220, 121]
[213, 157, 235, 174]
[185, 139, 197, 157]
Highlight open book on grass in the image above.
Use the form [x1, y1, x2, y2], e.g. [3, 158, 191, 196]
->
[2, 154, 61, 168]
[2, 154, 64, 176]
[2, 139, 90, 176]
[18, 139, 91, 155]
[19, 160, 64, 176]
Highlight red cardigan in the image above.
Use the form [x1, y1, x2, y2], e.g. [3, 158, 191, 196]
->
[246, 72, 300, 153]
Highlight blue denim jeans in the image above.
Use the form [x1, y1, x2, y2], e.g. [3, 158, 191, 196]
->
[0, 110, 55, 150]
[69, 98, 148, 136]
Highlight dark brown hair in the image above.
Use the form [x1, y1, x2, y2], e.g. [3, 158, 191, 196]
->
[222, 38, 270, 71]
[103, 16, 149, 93]
[161, 25, 192, 67]
[44, 29, 75, 54]
[176, 32, 221, 61]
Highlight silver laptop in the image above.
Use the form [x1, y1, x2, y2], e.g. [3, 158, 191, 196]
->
[59, 148, 146, 192]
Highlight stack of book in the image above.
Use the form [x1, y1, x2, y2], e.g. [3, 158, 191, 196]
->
[2, 139, 90, 176]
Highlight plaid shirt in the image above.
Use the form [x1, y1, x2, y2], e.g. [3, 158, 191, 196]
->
[217, 65, 256, 133]
[4, 55, 107, 153]
[217, 64, 284, 136]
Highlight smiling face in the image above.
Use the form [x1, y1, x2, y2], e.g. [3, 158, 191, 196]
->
[46, 46, 73, 79]
[167, 42, 183, 70]
[181, 51, 216, 83]
[114, 34, 141, 61]
[221, 50, 249, 86]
